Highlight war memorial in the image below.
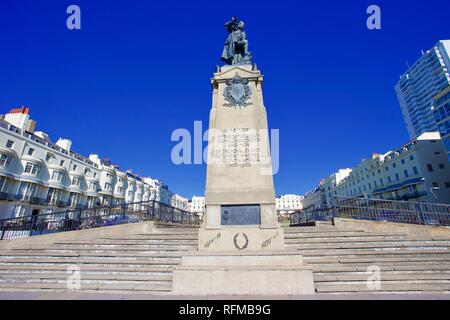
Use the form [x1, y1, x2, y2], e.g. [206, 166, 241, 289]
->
[172, 16, 314, 295]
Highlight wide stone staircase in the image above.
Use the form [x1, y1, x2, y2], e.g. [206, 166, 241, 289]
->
[285, 222, 450, 294]
[0, 223, 198, 294]
[0, 221, 450, 294]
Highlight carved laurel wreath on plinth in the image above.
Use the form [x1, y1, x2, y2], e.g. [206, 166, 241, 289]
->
[233, 232, 249, 250]
[223, 73, 252, 108]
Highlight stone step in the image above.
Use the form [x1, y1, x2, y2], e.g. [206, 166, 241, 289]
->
[48, 243, 197, 249]
[0, 264, 175, 273]
[12, 247, 193, 253]
[0, 258, 180, 266]
[314, 272, 450, 282]
[315, 282, 450, 293]
[0, 273, 172, 282]
[0, 252, 183, 259]
[298, 248, 450, 257]
[285, 231, 392, 238]
[287, 241, 450, 250]
[53, 240, 198, 245]
[304, 256, 450, 264]
[312, 264, 450, 273]
[283, 228, 366, 234]
[0, 282, 171, 292]
[285, 236, 409, 244]
[100, 235, 198, 240]
[285, 233, 408, 240]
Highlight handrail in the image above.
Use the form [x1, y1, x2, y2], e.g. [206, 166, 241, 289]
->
[0, 200, 199, 240]
[290, 196, 450, 227]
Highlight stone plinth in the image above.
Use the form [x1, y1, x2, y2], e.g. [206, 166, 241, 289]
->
[172, 251, 315, 295]
[202, 64, 282, 251]
[199, 226, 285, 251]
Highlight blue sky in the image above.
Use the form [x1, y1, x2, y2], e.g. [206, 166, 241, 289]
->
[0, 0, 449, 198]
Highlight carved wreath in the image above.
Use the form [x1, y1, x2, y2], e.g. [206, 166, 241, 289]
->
[233, 232, 249, 250]
[223, 73, 252, 108]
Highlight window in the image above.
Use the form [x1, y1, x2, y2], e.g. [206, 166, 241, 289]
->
[88, 182, 96, 191]
[410, 155, 414, 161]
[404, 170, 409, 178]
[46, 188, 54, 203]
[68, 192, 79, 206]
[60, 160, 65, 166]
[45, 153, 53, 162]
[387, 176, 391, 183]
[104, 182, 112, 191]
[27, 148, 34, 156]
[17, 181, 37, 200]
[24, 162, 40, 175]
[439, 163, 445, 169]
[51, 171, 64, 182]
[73, 164, 78, 171]
[427, 164, 434, 172]
[445, 182, 450, 188]
[6, 140, 14, 148]
[395, 173, 399, 181]
[413, 166, 418, 175]
[0, 154, 10, 168]
[393, 163, 397, 168]
[12, 205, 27, 218]
[71, 176, 81, 186]
[401, 159, 405, 164]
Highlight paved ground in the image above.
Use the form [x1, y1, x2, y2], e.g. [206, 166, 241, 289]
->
[1, 291, 450, 300]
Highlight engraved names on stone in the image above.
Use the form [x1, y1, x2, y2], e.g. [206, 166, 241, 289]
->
[213, 128, 261, 167]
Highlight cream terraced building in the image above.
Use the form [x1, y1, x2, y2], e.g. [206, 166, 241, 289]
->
[311, 132, 450, 206]
[276, 194, 304, 216]
[303, 132, 450, 209]
[0, 108, 186, 219]
[188, 195, 205, 219]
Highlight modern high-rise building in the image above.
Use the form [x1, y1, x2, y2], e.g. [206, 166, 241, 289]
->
[395, 40, 450, 139]
[432, 86, 450, 161]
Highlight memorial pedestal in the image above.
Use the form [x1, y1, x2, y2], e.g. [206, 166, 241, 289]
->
[172, 31, 315, 294]
[172, 251, 315, 295]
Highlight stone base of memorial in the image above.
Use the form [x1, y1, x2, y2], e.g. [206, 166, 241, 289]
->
[172, 251, 315, 295]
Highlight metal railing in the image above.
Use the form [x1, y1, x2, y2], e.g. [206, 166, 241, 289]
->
[290, 196, 450, 227]
[0, 200, 200, 240]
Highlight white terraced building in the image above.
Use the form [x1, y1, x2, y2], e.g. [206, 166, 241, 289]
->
[0, 107, 187, 219]
[304, 132, 450, 206]
[188, 195, 205, 219]
[276, 194, 304, 216]
[395, 40, 450, 140]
